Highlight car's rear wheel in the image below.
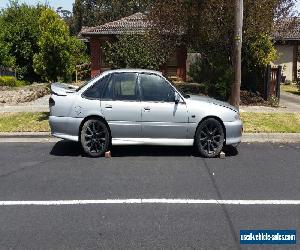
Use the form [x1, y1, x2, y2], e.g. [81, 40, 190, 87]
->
[195, 118, 225, 158]
[80, 119, 110, 157]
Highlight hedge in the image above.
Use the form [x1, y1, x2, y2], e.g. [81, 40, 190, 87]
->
[172, 82, 207, 95]
[0, 76, 27, 87]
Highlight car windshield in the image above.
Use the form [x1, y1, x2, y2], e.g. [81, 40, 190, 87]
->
[165, 76, 189, 98]
[165, 76, 176, 87]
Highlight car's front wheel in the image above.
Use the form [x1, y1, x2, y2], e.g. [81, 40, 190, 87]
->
[195, 118, 225, 158]
[80, 119, 110, 157]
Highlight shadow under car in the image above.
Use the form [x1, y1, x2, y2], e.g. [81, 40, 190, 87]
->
[50, 140, 238, 158]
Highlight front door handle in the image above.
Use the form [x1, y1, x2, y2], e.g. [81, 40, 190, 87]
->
[105, 104, 112, 109]
[144, 107, 151, 111]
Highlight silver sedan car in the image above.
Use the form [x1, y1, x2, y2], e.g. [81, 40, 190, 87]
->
[49, 69, 243, 158]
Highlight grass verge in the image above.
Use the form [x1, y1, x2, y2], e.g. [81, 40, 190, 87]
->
[241, 112, 300, 133]
[0, 112, 49, 132]
[0, 112, 300, 133]
[281, 84, 300, 95]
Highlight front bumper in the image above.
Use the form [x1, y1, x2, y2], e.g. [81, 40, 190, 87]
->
[224, 119, 243, 145]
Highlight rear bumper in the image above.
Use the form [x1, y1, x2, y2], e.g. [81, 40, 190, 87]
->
[49, 116, 83, 142]
[224, 119, 243, 145]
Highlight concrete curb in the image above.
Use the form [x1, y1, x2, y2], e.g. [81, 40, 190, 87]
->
[0, 132, 56, 143]
[0, 132, 300, 143]
[0, 132, 50, 138]
[241, 133, 300, 143]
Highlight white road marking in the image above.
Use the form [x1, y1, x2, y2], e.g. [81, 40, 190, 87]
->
[0, 199, 300, 206]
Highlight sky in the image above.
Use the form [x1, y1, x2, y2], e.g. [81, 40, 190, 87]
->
[0, 0, 300, 13]
[294, 0, 300, 13]
[0, 0, 75, 11]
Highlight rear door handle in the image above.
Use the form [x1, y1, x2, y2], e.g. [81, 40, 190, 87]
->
[144, 107, 151, 111]
[105, 105, 112, 109]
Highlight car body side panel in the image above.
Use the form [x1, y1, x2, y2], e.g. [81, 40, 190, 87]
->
[70, 96, 102, 119]
[185, 99, 243, 144]
[49, 93, 77, 117]
[141, 102, 189, 138]
[100, 100, 142, 138]
[50, 94, 105, 141]
[49, 116, 83, 141]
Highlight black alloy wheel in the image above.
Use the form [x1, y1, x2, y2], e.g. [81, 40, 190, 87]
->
[195, 118, 225, 158]
[81, 119, 110, 157]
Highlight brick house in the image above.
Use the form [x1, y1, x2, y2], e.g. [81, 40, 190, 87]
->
[273, 18, 300, 82]
[80, 12, 187, 81]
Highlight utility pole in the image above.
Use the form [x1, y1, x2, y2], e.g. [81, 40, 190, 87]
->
[229, 0, 243, 109]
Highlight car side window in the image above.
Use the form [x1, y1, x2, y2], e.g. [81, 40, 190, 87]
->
[102, 73, 139, 101]
[139, 74, 174, 102]
[82, 75, 109, 99]
[102, 75, 114, 100]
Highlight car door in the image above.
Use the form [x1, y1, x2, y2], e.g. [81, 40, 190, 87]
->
[139, 73, 189, 138]
[100, 72, 142, 138]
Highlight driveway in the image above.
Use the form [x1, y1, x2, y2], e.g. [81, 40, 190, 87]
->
[0, 142, 299, 249]
[280, 91, 300, 112]
[0, 95, 49, 113]
[241, 91, 300, 113]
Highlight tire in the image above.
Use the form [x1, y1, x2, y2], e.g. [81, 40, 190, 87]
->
[195, 118, 225, 158]
[80, 119, 110, 157]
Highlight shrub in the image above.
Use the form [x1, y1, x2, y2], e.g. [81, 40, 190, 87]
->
[0, 76, 26, 87]
[242, 33, 278, 92]
[240, 90, 267, 106]
[268, 96, 279, 107]
[188, 56, 233, 100]
[103, 33, 172, 70]
[172, 82, 207, 95]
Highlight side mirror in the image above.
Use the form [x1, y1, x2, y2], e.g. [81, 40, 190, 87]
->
[174, 92, 180, 104]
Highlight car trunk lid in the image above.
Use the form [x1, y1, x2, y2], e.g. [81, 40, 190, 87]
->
[51, 82, 77, 96]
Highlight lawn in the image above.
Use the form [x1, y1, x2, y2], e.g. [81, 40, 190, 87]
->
[281, 84, 300, 95]
[0, 112, 49, 132]
[0, 112, 300, 133]
[241, 112, 300, 133]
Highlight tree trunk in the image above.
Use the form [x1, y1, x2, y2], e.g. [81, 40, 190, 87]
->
[229, 0, 243, 110]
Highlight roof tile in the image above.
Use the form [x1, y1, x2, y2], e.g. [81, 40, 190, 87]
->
[80, 12, 150, 36]
[273, 17, 300, 41]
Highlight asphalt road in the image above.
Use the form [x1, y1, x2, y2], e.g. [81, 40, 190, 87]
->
[0, 142, 299, 249]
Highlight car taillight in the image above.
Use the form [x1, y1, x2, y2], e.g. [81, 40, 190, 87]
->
[49, 97, 55, 107]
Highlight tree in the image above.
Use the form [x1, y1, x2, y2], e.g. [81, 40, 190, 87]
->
[56, 6, 73, 28]
[103, 33, 172, 70]
[229, 0, 243, 108]
[33, 9, 87, 82]
[149, 0, 297, 101]
[0, 2, 45, 81]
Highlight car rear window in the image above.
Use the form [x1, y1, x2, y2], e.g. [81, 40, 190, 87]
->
[82, 75, 109, 99]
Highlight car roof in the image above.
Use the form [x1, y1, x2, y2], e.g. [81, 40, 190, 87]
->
[101, 68, 163, 76]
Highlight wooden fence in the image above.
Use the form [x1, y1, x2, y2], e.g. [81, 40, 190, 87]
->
[264, 65, 282, 100]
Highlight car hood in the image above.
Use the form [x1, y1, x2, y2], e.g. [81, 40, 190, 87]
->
[185, 95, 238, 112]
